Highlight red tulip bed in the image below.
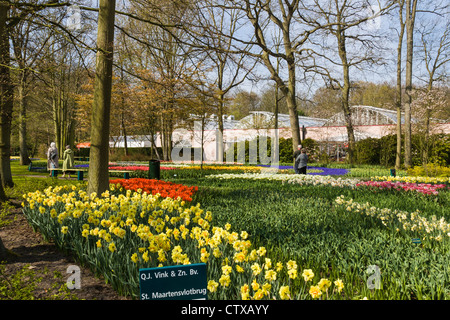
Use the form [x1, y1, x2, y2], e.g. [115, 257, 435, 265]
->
[109, 178, 198, 202]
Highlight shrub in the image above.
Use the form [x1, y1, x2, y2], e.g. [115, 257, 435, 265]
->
[407, 163, 450, 177]
[355, 138, 380, 165]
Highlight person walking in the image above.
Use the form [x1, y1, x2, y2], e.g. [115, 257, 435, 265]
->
[296, 148, 308, 174]
[293, 145, 302, 174]
[47, 142, 59, 176]
[62, 145, 75, 178]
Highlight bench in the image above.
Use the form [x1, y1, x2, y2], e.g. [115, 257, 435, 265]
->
[49, 168, 133, 180]
[49, 168, 88, 180]
[109, 170, 133, 179]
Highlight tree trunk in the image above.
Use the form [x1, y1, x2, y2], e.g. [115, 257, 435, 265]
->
[0, 3, 13, 188]
[0, 236, 8, 260]
[337, 26, 356, 164]
[217, 93, 225, 163]
[18, 72, 31, 166]
[245, 1, 301, 154]
[286, 52, 301, 154]
[0, 6, 6, 255]
[121, 112, 128, 157]
[404, 0, 417, 168]
[88, 0, 116, 196]
[395, 3, 405, 170]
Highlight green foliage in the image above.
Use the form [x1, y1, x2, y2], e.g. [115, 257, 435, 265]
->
[0, 264, 42, 299]
[0, 263, 81, 300]
[428, 134, 450, 166]
[0, 202, 16, 228]
[355, 134, 449, 167]
[407, 163, 450, 177]
[355, 137, 380, 165]
[378, 134, 397, 167]
[278, 137, 295, 163]
[5, 177, 84, 200]
[187, 176, 450, 299]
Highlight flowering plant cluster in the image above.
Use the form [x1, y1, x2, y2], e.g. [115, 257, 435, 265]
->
[258, 165, 349, 176]
[186, 165, 263, 172]
[356, 180, 448, 196]
[207, 172, 360, 188]
[371, 175, 450, 185]
[109, 165, 176, 171]
[109, 178, 198, 202]
[21, 184, 347, 300]
[335, 195, 450, 242]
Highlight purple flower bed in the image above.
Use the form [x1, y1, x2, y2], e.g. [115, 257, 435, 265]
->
[257, 164, 349, 176]
[74, 164, 89, 168]
[307, 166, 349, 176]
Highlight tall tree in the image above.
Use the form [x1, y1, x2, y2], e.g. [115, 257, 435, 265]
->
[394, 0, 406, 170]
[403, 0, 418, 168]
[0, 2, 13, 187]
[301, 0, 394, 164]
[198, 4, 256, 162]
[87, 0, 116, 196]
[0, 1, 86, 186]
[416, 12, 449, 164]
[219, 0, 318, 154]
[0, 0, 11, 260]
[124, 0, 195, 161]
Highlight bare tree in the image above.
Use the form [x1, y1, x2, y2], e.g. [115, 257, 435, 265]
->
[211, 0, 323, 154]
[394, 0, 406, 170]
[415, 10, 449, 165]
[300, 0, 394, 164]
[197, 3, 256, 162]
[403, 0, 418, 168]
[417, 9, 449, 91]
[0, 2, 14, 187]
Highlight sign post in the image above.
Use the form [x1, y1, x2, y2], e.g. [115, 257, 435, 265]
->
[139, 263, 207, 300]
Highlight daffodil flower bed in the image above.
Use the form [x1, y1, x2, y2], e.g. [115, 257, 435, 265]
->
[371, 175, 450, 185]
[21, 184, 347, 300]
[206, 172, 360, 188]
[335, 195, 450, 243]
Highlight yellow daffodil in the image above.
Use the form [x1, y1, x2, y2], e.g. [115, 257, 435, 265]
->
[318, 278, 332, 292]
[251, 263, 262, 276]
[207, 280, 219, 293]
[334, 279, 344, 293]
[108, 242, 116, 253]
[309, 285, 322, 299]
[279, 286, 291, 300]
[241, 284, 250, 300]
[219, 274, 231, 287]
[302, 269, 314, 282]
[251, 279, 260, 291]
[265, 269, 277, 281]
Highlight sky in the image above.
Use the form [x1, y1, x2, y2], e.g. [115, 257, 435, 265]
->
[63, 0, 448, 100]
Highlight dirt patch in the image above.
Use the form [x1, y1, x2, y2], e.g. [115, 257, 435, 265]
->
[0, 200, 130, 300]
